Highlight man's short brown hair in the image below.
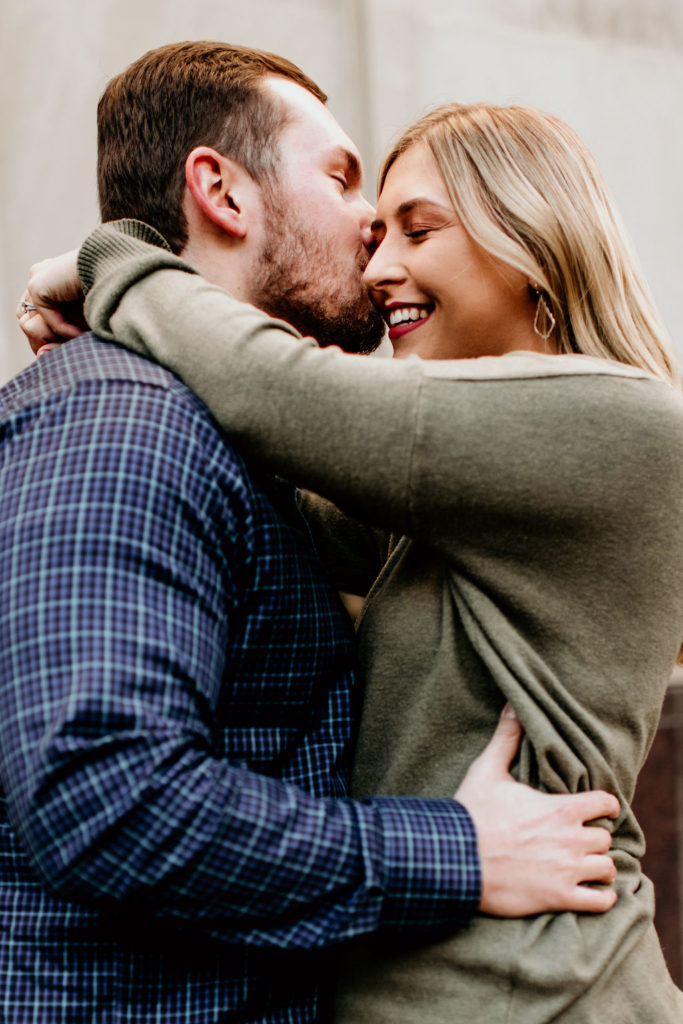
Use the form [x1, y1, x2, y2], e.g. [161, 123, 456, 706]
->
[97, 41, 327, 252]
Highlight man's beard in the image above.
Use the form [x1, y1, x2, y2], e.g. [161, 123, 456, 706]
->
[249, 198, 385, 354]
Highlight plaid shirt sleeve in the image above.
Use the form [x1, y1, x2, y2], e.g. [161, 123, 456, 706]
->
[0, 369, 479, 951]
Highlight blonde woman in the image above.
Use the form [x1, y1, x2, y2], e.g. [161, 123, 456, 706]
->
[23, 103, 683, 1021]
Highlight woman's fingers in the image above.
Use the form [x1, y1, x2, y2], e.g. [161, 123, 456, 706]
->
[17, 303, 63, 355]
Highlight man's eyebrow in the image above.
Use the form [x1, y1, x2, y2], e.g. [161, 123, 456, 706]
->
[371, 197, 452, 232]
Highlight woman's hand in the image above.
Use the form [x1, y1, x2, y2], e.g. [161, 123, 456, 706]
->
[16, 249, 87, 356]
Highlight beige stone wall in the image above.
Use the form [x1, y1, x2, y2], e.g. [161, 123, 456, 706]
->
[2, 0, 681, 384]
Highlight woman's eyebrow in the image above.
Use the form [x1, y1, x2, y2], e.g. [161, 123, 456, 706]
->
[371, 197, 452, 232]
[396, 197, 452, 217]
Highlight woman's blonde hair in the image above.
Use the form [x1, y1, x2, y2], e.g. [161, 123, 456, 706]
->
[381, 103, 682, 664]
[379, 103, 679, 387]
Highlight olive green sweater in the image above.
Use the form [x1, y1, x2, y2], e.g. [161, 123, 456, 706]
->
[78, 221, 683, 1022]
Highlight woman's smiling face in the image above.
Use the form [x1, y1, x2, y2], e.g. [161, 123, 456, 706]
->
[364, 142, 545, 360]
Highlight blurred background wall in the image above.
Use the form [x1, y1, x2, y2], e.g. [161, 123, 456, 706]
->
[1, 0, 682, 382]
[1, 0, 682, 978]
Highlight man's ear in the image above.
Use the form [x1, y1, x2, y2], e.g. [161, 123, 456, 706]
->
[184, 147, 251, 238]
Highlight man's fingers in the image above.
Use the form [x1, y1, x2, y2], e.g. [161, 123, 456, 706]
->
[561, 789, 621, 823]
[578, 854, 618, 886]
[578, 825, 613, 856]
[565, 884, 618, 915]
[468, 703, 523, 780]
[454, 718, 622, 918]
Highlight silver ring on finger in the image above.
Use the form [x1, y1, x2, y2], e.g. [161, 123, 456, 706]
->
[20, 299, 37, 314]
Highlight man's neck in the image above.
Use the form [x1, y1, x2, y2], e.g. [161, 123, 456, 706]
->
[180, 236, 255, 305]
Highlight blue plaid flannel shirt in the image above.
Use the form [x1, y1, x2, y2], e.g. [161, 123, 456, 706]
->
[0, 336, 479, 1023]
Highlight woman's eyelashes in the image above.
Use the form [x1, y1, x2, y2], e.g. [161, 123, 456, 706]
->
[366, 224, 431, 253]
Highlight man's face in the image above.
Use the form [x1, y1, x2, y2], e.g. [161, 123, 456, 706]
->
[248, 78, 385, 353]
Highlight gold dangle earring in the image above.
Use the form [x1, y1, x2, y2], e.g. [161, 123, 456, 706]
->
[531, 284, 556, 340]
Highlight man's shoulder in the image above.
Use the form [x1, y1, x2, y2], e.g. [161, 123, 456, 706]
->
[0, 333, 258, 492]
[2, 333, 234, 444]
[1, 333, 183, 413]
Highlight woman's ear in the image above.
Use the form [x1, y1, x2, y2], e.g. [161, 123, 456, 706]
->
[184, 146, 249, 238]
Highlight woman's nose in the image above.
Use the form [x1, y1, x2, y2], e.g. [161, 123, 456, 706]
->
[363, 241, 406, 292]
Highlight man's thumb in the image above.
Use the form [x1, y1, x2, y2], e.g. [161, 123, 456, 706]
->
[478, 703, 523, 777]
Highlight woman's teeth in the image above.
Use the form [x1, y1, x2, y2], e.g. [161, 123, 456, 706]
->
[388, 307, 429, 327]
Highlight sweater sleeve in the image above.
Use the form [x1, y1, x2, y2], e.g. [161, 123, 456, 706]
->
[78, 220, 669, 553]
[79, 221, 424, 536]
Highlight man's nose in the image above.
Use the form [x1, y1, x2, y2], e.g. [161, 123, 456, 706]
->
[357, 195, 376, 248]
